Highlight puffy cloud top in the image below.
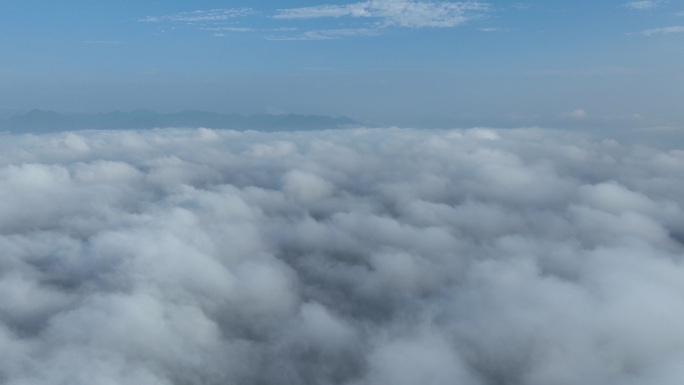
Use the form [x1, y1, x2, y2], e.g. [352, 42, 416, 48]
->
[1, 127, 683, 384]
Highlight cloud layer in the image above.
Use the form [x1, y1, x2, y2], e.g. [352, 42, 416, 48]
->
[1, 127, 684, 384]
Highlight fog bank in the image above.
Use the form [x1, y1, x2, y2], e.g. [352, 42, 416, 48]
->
[1, 127, 683, 384]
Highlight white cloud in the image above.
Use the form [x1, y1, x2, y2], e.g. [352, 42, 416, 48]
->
[138, 2, 489, 40]
[139, 8, 258, 23]
[570, 108, 588, 118]
[275, 3, 373, 19]
[1, 127, 684, 384]
[282, 169, 335, 203]
[274, 0, 491, 28]
[641, 25, 684, 35]
[624, 1, 661, 9]
[512, 3, 532, 10]
[265, 28, 379, 41]
[83, 40, 126, 45]
[203, 27, 254, 32]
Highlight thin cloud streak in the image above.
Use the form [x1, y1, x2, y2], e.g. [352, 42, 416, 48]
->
[202, 27, 254, 33]
[83, 40, 126, 45]
[137, 2, 488, 40]
[265, 28, 379, 41]
[624, 1, 661, 10]
[274, 0, 491, 28]
[641, 25, 684, 35]
[139, 8, 258, 23]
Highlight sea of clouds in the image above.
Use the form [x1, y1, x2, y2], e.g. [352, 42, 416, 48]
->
[1, 126, 683, 385]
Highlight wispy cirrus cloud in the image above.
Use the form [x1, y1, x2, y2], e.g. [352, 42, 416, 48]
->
[641, 25, 684, 35]
[512, 3, 532, 10]
[202, 27, 254, 33]
[478, 27, 508, 32]
[623, 1, 661, 10]
[83, 40, 126, 45]
[274, 0, 491, 28]
[138, 2, 489, 41]
[139, 8, 258, 23]
[275, 3, 372, 20]
[265, 28, 379, 41]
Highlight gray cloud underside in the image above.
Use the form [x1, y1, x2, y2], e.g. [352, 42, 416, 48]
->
[1, 127, 684, 384]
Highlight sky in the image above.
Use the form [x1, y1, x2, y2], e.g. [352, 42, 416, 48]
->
[0, 0, 683, 128]
[2, 3, 684, 383]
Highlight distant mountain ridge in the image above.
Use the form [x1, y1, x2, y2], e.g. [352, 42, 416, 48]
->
[0, 110, 361, 133]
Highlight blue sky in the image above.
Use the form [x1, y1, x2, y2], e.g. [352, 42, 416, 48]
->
[1, 0, 683, 128]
